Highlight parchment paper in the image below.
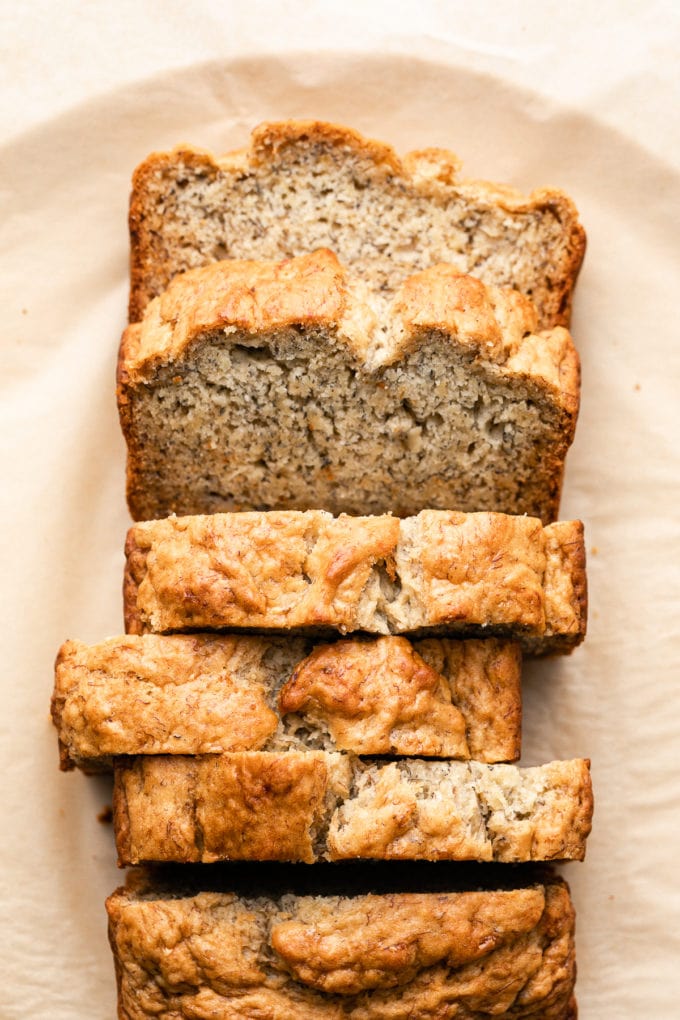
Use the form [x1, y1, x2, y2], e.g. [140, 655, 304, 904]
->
[2, 13, 679, 1019]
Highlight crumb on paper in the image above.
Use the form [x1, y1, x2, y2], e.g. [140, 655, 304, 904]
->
[591, 546, 598, 555]
[634, 383, 641, 391]
[97, 805, 113, 824]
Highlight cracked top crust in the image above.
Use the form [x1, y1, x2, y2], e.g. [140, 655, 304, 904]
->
[107, 871, 577, 1018]
[128, 119, 585, 329]
[123, 509, 587, 654]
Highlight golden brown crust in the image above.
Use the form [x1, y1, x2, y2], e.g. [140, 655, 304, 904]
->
[280, 636, 470, 758]
[122, 527, 148, 635]
[544, 520, 588, 646]
[122, 510, 586, 654]
[124, 510, 401, 636]
[51, 634, 283, 769]
[128, 119, 586, 329]
[392, 268, 531, 359]
[52, 633, 522, 769]
[414, 638, 522, 761]
[106, 874, 577, 1018]
[408, 511, 548, 630]
[269, 889, 546, 994]
[112, 752, 592, 866]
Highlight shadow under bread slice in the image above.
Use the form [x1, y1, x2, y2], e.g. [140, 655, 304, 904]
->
[112, 752, 592, 866]
[119, 250, 579, 523]
[52, 633, 521, 771]
[124, 509, 587, 655]
[107, 863, 577, 1019]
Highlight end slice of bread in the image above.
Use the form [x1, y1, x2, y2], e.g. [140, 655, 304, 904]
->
[118, 250, 580, 523]
[123, 509, 587, 655]
[52, 633, 522, 770]
[128, 119, 586, 329]
[107, 867, 577, 1019]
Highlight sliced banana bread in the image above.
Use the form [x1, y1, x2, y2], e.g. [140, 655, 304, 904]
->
[123, 509, 587, 654]
[52, 633, 522, 770]
[119, 250, 579, 522]
[112, 752, 592, 865]
[128, 119, 585, 329]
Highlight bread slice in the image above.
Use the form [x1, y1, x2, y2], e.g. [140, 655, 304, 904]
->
[107, 866, 578, 1019]
[124, 509, 587, 655]
[118, 250, 580, 523]
[128, 119, 586, 329]
[112, 752, 592, 865]
[52, 633, 522, 771]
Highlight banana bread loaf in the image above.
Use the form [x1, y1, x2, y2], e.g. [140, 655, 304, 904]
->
[107, 865, 578, 1019]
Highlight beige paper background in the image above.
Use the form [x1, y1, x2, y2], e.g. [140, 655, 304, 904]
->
[2, 12, 680, 1018]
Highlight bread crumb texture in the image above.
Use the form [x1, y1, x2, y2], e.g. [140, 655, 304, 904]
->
[119, 249, 579, 523]
[128, 119, 585, 331]
[107, 875, 578, 1018]
[52, 633, 521, 769]
[112, 752, 592, 866]
[123, 509, 587, 654]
